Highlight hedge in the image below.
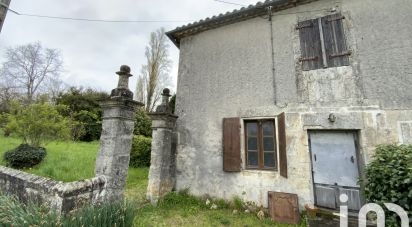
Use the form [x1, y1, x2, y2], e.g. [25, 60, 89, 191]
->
[129, 135, 152, 168]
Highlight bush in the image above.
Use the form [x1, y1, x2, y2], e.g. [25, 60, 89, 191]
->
[129, 135, 152, 167]
[364, 144, 412, 226]
[134, 108, 152, 137]
[56, 87, 109, 142]
[4, 144, 46, 168]
[5, 102, 70, 146]
[0, 193, 137, 227]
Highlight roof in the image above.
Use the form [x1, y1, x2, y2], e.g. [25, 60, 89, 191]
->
[166, 0, 318, 48]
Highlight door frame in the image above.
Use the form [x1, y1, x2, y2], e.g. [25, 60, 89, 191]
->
[307, 130, 364, 210]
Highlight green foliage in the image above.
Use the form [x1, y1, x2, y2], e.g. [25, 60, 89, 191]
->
[4, 144, 46, 168]
[364, 144, 412, 226]
[64, 201, 137, 227]
[130, 135, 152, 167]
[157, 191, 207, 209]
[0, 193, 137, 227]
[56, 87, 109, 141]
[134, 107, 152, 137]
[0, 193, 60, 227]
[5, 102, 70, 146]
[232, 196, 245, 210]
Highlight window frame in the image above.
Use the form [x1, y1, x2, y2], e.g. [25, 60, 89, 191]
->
[244, 119, 278, 171]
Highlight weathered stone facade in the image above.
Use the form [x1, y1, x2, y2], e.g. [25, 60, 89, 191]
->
[169, 0, 412, 209]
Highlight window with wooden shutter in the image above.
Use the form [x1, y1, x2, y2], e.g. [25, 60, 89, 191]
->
[298, 13, 350, 71]
[244, 119, 277, 170]
[321, 13, 350, 67]
[297, 19, 323, 71]
[223, 118, 241, 172]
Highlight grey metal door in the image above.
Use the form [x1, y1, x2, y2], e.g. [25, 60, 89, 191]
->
[309, 131, 362, 211]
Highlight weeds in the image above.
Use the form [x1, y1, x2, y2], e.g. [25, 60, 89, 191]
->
[0, 193, 137, 227]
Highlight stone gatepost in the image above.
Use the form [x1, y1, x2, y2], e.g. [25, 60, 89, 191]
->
[147, 88, 178, 204]
[95, 65, 143, 202]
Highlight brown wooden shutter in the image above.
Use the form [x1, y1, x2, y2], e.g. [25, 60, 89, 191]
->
[321, 13, 350, 67]
[223, 118, 241, 172]
[278, 113, 287, 178]
[297, 19, 323, 71]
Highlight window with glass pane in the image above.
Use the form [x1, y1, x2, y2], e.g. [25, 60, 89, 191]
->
[245, 120, 277, 170]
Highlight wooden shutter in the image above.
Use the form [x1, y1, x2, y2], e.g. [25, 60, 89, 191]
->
[278, 113, 287, 178]
[297, 19, 323, 71]
[321, 13, 350, 67]
[223, 118, 241, 172]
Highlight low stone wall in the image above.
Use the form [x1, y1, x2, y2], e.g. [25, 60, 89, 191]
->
[0, 166, 106, 213]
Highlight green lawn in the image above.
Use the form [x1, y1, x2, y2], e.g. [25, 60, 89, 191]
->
[0, 134, 147, 202]
[0, 134, 306, 226]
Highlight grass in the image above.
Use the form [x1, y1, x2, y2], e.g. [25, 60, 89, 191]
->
[0, 193, 137, 227]
[135, 191, 307, 227]
[0, 133, 146, 200]
[0, 133, 306, 226]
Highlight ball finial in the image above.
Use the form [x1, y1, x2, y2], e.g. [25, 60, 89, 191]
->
[162, 88, 171, 96]
[119, 65, 131, 74]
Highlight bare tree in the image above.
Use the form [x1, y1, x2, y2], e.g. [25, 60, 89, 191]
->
[0, 42, 63, 104]
[137, 28, 171, 112]
[134, 75, 145, 103]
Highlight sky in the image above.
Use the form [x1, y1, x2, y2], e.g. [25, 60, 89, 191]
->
[0, 0, 258, 94]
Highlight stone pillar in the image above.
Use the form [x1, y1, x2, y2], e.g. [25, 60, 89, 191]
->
[95, 65, 143, 202]
[147, 88, 178, 204]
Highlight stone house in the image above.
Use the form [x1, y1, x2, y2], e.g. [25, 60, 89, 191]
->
[165, 0, 412, 212]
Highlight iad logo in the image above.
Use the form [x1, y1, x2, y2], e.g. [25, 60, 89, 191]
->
[339, 194, 409, 227]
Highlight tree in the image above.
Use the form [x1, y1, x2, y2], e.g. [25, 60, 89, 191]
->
[137, 28, 172, 112]
[56, 87, 109, 141]
[5, 102, 70, 146]
[0, 42, 63, 104]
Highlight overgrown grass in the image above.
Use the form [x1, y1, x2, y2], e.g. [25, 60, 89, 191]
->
[134, 191, 307, 227]
[0, 134, 98, 182]
[0, 132, 146, 201]
[0, 193, 137, 227]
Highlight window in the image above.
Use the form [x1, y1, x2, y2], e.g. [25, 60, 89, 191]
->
[222, 114, 287, 177]
[245, 119, 277, 170]
[298, 13, 350, 71]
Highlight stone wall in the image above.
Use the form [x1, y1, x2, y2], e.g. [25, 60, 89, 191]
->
[0, 166, 106, 213]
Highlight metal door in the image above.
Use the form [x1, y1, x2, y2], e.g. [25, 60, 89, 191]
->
[309, 131, 362, 211]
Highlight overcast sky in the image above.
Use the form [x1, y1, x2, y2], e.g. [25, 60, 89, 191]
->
[0, 0, 258, 94]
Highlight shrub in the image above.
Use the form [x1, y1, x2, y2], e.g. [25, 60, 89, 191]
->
[134, 108, 152, 137]
[56, 87, 109, 142]
[129, 135, 152, 167]
[364, 144, 412, 226]
[4, 144, 46, 168]
[5, 102, 70, 146]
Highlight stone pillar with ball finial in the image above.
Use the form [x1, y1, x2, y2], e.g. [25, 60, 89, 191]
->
[95, 65, 143, 202]
[147, 88, 178, 205]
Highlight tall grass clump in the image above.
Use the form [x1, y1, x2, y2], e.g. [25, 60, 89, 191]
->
[0, 193, 137, 227]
